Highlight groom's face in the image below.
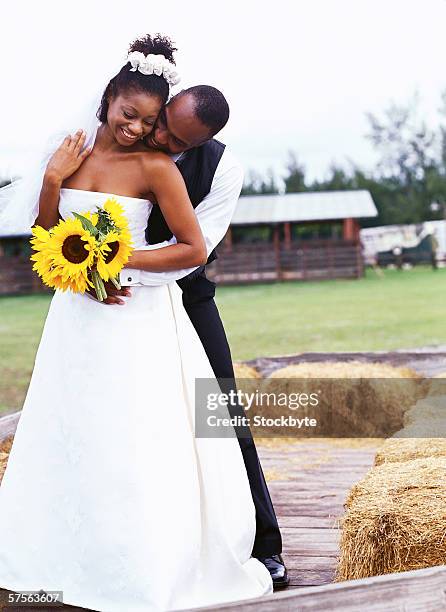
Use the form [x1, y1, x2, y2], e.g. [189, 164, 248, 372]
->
[146, 93, 212, 155]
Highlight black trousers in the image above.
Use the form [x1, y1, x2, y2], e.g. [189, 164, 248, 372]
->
[178, 272, 282, 558]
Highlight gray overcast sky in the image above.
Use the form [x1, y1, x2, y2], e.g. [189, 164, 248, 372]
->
[1, 0, 445, 182]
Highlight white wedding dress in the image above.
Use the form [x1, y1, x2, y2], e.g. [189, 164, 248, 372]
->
[0, 188, 273, 611]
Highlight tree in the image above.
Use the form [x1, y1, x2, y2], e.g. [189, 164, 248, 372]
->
[241, 168, 279, 195]
[283, 152, 306, 193]
[366, 95, 436, 182]
[365, 95, 441, 224]
[310, 163, 354, 192]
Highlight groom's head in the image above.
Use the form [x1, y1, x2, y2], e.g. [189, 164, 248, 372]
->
[145, 85, 230, 154]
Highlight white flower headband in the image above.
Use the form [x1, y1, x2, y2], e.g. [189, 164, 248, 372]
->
[127, 51, 180, 86]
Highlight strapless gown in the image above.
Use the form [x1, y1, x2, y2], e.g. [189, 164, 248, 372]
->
[0, 189, 273, 611]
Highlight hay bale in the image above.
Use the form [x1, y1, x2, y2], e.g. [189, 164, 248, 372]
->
[393, 419, 446, 438]
[0, 436, 14, 485]
[233, 362, 261, 380]
[261, 361, 425, 437]
[233, 362, 262, 398]
[426, 376, 446, 397]
[0, 451, 9, 484]
[337, 456, 446, 581]
[404, 396, 446, 428]
[375, 438, 446, 465]
[269, 361, 420, 380]
[0, 435, 13, 454]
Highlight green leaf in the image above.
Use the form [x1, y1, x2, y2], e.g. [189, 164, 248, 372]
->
[72, 212, 99, 236]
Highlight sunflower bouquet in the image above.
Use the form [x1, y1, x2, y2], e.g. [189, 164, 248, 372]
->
[30, 198, 133, 301]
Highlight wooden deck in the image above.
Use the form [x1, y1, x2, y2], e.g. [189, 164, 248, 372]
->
[1, 414, 445, 610]
[257, 439, 378, 588]
[195, 439, 446, 611]
[0, 412, 377, 609]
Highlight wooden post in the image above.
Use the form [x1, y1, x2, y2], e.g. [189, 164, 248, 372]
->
[284, 222, 291, 250]
[343, 218, 354, 240]
[357, 241, 364, 278]
[328, 242, 334, 278]
[343, 218, 360, 241]
[225, 227, 233, 252]
[273, 225, 282, 280]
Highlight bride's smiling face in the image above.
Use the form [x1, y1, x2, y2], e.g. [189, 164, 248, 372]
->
[106, 90, 162, 146]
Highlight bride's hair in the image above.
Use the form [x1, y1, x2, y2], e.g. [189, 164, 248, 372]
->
[97, 34, 177, 123]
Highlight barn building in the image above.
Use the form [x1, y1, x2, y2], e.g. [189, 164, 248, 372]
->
[0, 190, 377, 295]
[206, 190, 378, 284]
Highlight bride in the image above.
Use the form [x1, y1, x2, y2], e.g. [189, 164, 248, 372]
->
[0, 34, 273, 611]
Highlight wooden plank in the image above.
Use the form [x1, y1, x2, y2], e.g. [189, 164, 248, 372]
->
[283, 555, 337, 570]
[288, 569, 335, 587]
[191, 565, 446, 611]
[267, 480, 366, 489]
[271, 492, 346, 501]
[271, 504, 342, 518]
[0, 412, 20, 443]
[271, 497, 345, 508]
[279, 528, 340, 543]
[281, 545, 339, 556]
[278, 516, 337, 528]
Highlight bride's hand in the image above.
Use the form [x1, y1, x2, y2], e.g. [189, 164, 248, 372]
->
[45, 130, 92, 184]
[85, 281, 132, 305]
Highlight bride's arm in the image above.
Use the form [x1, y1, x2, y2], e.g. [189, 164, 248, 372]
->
[34, 131, 91, 230]
[125, 156, 207, 271]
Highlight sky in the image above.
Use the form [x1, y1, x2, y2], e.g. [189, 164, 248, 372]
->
[1, 0, 446, 184]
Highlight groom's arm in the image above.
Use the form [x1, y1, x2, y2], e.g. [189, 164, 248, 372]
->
[118, 149, 244, 286]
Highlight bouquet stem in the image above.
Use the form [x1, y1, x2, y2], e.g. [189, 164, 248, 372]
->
[91, 269, 107, 302]
[109, 276, 122, 290]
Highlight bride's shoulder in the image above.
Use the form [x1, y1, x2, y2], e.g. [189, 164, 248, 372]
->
[141, 149, 175, 168]
[138, 150, 176, 173]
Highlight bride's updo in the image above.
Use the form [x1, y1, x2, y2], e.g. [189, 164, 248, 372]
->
[97, 34, 177, 122]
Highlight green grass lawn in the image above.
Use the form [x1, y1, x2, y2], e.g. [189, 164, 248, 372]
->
[216, 266, 446, 359]
[0, 294, 51, 414]
[1, 266, 446, 414]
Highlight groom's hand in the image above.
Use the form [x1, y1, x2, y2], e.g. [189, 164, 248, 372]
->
[86, 282, 132, 305]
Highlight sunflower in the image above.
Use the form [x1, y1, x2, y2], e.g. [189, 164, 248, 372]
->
[47, 267, 91, 293]
[102, 198, 129, 231]
[30, 218, 97, 292]
[31, 259, 91, 293]
[30, 200, 133, 299]
[96, 230, 133, 281]
[31, 226, 55, 280]
[47, 218, 97, 276]
[30, 225, 51, 248]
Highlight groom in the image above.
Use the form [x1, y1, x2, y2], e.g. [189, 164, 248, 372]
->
[104, 85, 288, 589]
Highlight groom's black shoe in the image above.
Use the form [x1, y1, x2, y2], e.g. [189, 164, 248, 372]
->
[257, 554, 289, 590]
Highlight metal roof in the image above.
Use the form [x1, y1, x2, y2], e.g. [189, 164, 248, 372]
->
[0, 232, 31, 238]
[0, 190, 378, 239]
[231, 190, 378, 225]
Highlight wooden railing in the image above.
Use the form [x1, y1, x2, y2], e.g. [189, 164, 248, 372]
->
[207, 240, 363, 284]
[0, 257, 50, 296]
[0, 241, 364, 295]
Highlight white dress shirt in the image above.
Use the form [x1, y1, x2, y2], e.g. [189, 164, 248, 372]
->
[118, 147, 244, 286]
